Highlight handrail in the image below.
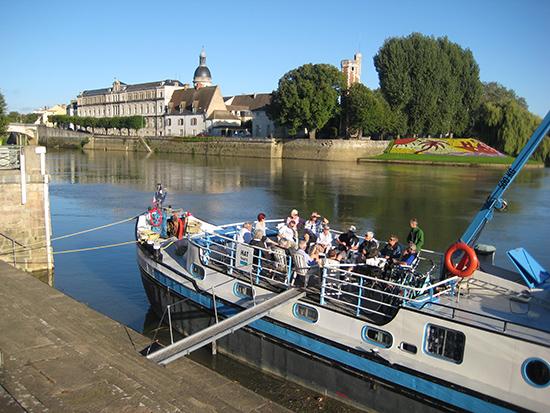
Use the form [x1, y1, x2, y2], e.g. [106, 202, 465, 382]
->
[0, 231, 27, 267]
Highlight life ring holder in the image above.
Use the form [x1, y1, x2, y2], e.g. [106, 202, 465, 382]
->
[444, 242, 479, 277]
[149, 207, 162, 227]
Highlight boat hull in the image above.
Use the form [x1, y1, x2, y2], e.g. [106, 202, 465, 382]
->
[140, 264, 454, 413]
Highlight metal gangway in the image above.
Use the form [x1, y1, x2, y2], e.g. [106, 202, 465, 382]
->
[147, 288, 305, 365]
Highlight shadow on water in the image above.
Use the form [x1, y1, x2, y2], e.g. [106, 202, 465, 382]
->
[141, 307, 364, 413]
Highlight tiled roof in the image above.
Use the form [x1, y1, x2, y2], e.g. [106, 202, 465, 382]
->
[207, 110, 240, 121]
[224, 93, 271, 111]
[168, 86, 218, 114]
[80, 79, 182, 97]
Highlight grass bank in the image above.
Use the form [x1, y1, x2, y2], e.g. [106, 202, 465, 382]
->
[373, 153, 526, 165]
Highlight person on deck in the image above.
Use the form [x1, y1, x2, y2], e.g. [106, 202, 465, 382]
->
[336, 226, 359, 252]
[237, 222, 253, 244]
[407, 218, 424, 251]
[304, 212, 321, 241]
[399, 243, 418, 266]
[380, 235, 403, 262]
[278, 220, 298, 247]
[255, 213, 267, 236]
[317, 225, 333, 252]
[168, 211, 184, 239]
[153, 183, 167, 207]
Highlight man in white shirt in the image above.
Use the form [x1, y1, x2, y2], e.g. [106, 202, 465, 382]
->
[316, 225, 333, 252]
[278, 220, 298, 246]
[237, 222, 253, 243]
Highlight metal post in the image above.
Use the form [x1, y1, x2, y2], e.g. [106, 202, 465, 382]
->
[228, 243, 235, 275]
[286, 255, 292, 286]
[212, 287, 219, 355]
[255, 251, 262, 284]
[167, 304, 174, 345]
[12, 240, 16, 267]
[320, 267, 327, 305]
[356, 276, 363, 317]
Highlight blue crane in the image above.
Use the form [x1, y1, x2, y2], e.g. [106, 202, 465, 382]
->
[460, 110, 550, 246]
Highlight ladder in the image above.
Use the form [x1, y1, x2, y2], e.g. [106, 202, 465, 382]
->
[147, 288, 305, 365]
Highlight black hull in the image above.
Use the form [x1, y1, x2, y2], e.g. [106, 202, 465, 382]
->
[140, 267, 450, 413]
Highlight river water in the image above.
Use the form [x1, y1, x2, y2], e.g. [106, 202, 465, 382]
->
[46, 149, 550, 411]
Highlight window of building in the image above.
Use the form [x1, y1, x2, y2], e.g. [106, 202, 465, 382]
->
[362, 326, 393, 348]
[180, 129, 183, 135]
[293, 303, 319, 323]
[167, 119, 171, 126]
[191, 118, 197, 126]
[144, 106, 148, 114]
[425, 324, 465, 364]
[178, 119, 183, 126]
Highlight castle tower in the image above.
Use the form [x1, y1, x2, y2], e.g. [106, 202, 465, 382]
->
[341, 52, 362, 87]
[193, 48, 212, 89]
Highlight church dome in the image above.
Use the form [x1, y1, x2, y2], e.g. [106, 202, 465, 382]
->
[193, 65, 212, 80]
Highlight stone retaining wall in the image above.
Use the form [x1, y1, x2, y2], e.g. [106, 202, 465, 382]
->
[37, 127, 389, 161]
[0, 146, 52, 272]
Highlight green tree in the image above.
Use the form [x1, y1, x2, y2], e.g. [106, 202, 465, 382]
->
[480, 82, 528, 109]
[374, 33, 482, 136]
[0, 91, 8, 138]
[269, 63, 345, 139]
[344, 84, 404, 138]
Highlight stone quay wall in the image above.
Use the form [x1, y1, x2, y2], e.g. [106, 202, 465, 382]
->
[37, 127, 389, 161]
[0, 146, 53, 272]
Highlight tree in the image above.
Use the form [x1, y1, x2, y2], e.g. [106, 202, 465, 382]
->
[480, 82, 528, 110]
[344, 84, 404, 138]
[269, 64, 345, 139]
[0, 91, 7, 138]
[374, 33, 482, 136]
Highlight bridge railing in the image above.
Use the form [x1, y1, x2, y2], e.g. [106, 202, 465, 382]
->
[0, 146, 22, 170]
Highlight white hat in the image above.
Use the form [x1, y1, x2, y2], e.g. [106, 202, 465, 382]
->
[349, 225, 357, 232]
[291, 209, 299, 216]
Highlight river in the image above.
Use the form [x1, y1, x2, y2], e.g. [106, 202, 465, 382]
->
[46, 149, 550, 411]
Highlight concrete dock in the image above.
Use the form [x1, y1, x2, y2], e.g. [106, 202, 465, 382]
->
[0, 261, 289, 413]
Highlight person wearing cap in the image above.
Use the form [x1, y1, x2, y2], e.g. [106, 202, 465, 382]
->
[380, 235, 403, 262]
[304, 211, 321, 241]
[286, 209, 300, 226]
[336, 225, 359, 252]
[317, 225, 333, 252]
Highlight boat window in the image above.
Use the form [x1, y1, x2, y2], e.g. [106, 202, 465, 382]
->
[399, 342, 417, 354]
[293, 303, 319, 323]
[362, 326, 393, 348]
[234, 282, 253, 299]
[522, 358, 550, 388]
[425, 324, 465, 364]
[191, 263, 205, 280]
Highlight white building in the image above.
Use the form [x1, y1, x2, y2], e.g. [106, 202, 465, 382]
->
[225, 93, 276, 138]
[76, 79, 185, 136]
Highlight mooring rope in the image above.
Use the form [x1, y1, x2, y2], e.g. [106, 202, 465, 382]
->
[0, 214, 140, 256]
[53, 240, 138, 255]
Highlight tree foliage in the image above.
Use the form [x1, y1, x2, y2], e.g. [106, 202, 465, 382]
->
[374, 33, 482, 136]
[49, 115, 145, 134]
[474, 81, 549, 163]
[6, 111, 40, 124]
[344, 83, 405, 137]
[0, 91, 7, 138]
[269, 63, 345, 139]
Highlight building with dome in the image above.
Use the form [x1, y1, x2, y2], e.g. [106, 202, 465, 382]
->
[193, 49, 213, 88]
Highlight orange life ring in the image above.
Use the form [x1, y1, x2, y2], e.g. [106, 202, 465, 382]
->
[444, 242, 479, 277]
[149, 207, 162, 227]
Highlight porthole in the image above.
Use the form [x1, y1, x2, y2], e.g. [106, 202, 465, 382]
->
[362, 325, 393, 348]
[522, 358, 550, 388]
[191, 263, 205, 280]
[293, 303, 318, 323]
[234, 282, 253, 299]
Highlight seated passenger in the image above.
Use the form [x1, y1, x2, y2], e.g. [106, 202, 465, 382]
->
[399, 243, 418, 266]
[168, 211, 184, 239]
[249, 229, 271, 268]
[286, 209, 302, 227]
[316, 225, 333, 252]
[336, 225, 359, 252]
[380, 235, 403, 262]
[323, 248, 341, 268]
[358, 231, 379, 252]
[278, 220, 298, 247]
[237, 222, 253, 244]
[304, 212, 321, 242]
[296, 239, 318, 267]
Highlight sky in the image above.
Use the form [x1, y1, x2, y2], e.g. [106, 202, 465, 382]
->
[1, 0, 549, 117]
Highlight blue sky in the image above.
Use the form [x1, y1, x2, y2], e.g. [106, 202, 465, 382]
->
[1, 0, 548, 117]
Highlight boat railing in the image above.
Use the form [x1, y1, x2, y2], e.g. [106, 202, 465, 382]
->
[188, 227, 459, 321]
[0, 231, 27, 267]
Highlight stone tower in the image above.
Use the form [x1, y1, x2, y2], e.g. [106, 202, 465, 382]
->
[193, 48, 213, 89]
[341, 52, 362, 87]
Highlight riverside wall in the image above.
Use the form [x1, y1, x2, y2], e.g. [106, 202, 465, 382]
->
[37, 127, 390, 161]
[0, 146, 53, 273]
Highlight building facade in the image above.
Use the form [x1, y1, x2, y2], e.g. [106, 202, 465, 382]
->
[341, 52, 362, 87]
[76, 79, 185, 135]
